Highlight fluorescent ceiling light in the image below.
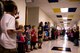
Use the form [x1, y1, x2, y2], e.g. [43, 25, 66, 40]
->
[63, 20, 67, 22]
[26, 0, 33, 3]
[64, 24, 67, 27]
[64, 22, 67, 23]
[64, 24, 67, 25]
[64, 27, 68, 30]
[61, 8, 68, 13]
[63, 17, 67, 20]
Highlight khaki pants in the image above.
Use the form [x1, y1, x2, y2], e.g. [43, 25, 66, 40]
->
[0, 45, 17, 53]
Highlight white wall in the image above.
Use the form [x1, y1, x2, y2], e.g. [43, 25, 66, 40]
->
[13, 0, 54, 27]
[13, 0, 26, 26]
[39, 9, 54, 27]
[78, 21, 80, 31]
[28, 7, 39, 26]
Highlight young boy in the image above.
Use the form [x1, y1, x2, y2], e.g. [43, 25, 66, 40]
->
[38, 22, 44, 49]
[30, 25, 37, 51]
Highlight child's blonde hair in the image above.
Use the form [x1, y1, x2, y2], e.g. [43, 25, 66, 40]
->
[19, 25, 23, 29]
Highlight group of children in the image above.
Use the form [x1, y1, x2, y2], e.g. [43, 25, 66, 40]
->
[16, 24, 43, 53]
[16, 21, 61, 53]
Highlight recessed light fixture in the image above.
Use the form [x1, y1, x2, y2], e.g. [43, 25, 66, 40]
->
[63, 17, 67, 20]
[64, 24, 67, 27]
[61, 8, 68, 13]
[64, 21, 67, 24]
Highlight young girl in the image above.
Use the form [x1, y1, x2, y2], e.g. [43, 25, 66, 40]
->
[25, 25, 31, 52]
[30, 25, 37, 51]
[44, 22, 49, 40]
[17, 25, 25, 53]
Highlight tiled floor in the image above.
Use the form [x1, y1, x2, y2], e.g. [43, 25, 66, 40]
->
[27, 35, 80, 53]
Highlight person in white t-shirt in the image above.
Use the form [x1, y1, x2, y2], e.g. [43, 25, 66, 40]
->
[0, 1, 18, 53]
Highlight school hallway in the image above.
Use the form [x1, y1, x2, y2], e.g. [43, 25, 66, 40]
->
[0, 0, 80, 53]
[29, 35, 80, 53]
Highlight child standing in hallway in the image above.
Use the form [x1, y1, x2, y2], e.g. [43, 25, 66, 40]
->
[30, 25, 37, 51]
[17, 25, 25, 53]
[25, 25, 31, 52]
[38, 22, 44, 49]
[54, 29, 58, 40]
[44, 22, 49, 40]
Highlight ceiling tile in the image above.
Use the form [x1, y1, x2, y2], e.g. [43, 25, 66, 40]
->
[56, 15, 62, 18]
[61, 24, 64, 26]
[58, 19, 63, 21]
[68, 15, 74, 17]
[68, 8, 77, 12]
[67, 19, 72, 21]
[53, 8, 61, 13]
[67, 23, 70, 25]
[68, 0, 80, 2]
[68, 17, 74, 19]
[61, 8, 68, 13]
[48, 0, 58, 3]
[60, 21, 63, 23]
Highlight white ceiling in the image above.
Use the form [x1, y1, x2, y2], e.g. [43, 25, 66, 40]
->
[26, 0, 80, 28]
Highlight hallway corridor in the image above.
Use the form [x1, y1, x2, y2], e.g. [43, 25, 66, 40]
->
[29, 35, 80, 53]
[0, 0, 80, 53]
